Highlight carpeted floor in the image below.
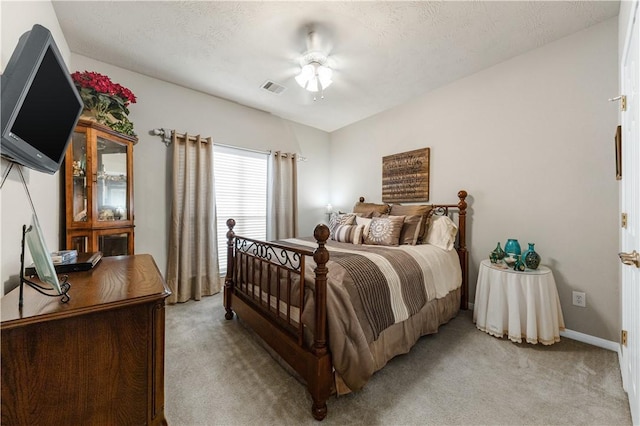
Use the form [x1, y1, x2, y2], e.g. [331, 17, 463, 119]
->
[164, 294, 632, 425]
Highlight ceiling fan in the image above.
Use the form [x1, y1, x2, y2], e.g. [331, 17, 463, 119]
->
[294, 29, 333, 101]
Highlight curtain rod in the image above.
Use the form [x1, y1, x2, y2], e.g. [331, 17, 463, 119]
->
[149, 128, 306, 160]
[150, 128, 205, 146]
[215, 142, 271, 156]
[150, 128, 267, 154]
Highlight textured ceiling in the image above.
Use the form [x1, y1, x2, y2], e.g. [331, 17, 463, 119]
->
[52, 1, 619, 132]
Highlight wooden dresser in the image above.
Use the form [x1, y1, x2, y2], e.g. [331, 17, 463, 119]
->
[1, 254, 170, 425]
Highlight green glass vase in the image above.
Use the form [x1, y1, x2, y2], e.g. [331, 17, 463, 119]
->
[490, 242, 506, 263]
[522, 243, 541, 270]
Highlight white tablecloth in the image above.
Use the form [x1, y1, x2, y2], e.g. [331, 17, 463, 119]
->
[473, 259, 565, 345]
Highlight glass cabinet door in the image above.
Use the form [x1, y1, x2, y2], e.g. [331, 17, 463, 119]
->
[98, 232, 130, 256]
[70, 131, 88, 224]
[96, 136, 129, 222]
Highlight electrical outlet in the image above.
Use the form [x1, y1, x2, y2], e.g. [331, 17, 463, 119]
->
[572, 291, 586, 307]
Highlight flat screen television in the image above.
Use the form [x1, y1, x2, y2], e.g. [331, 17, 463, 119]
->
[1, 24, 83, 175]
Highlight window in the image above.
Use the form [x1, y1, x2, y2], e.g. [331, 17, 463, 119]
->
[214, 145, 268, 273]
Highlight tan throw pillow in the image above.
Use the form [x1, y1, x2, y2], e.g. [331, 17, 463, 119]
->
[363, 215, 405, 246]
[389, 204, 432, 243]
[355, 212, 374, 218]
[353, 201, 390, 216]
[399, 215, 423, 245]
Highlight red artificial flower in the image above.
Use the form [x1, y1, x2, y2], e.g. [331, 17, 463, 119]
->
[71, 70, 137, 135]
[71, 71, 137, 104]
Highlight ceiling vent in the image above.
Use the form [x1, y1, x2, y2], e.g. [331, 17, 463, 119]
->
[261, 80, 286, 95]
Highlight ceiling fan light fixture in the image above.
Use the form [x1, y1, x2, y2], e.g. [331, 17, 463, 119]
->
[316, 64, 332, 88]
[295, 49, 333, 95]
[295, 63, 316, 88]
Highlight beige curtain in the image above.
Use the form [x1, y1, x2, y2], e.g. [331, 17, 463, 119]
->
[267, 151, 298, 240]
[167, 132, 220, 303]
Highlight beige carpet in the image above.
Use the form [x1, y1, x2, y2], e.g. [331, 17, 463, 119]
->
[164, 294, 631, 425]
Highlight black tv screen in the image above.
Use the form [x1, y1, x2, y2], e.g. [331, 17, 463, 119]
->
[1, 24, 83, 175]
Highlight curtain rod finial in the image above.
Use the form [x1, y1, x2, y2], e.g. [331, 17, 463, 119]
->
[150, 128, 172, 146]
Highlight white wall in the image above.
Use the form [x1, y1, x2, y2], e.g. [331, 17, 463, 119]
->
[330, 19, 620, 341]
[1, 1, 70, 294]
[69, 54, 330, 278]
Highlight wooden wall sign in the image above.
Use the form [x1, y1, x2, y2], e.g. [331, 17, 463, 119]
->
[382, 147, 430, 203]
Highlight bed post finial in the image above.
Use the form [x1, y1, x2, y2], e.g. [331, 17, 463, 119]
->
[224, 219, 236, 320]
[456, 191, 469, 310]
[457, 190, 467, 210]
[359, 196, 365, 202]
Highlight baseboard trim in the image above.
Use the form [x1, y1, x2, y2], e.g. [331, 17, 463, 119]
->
[560, 328, 620, 352]
[464, 307, 618, 352]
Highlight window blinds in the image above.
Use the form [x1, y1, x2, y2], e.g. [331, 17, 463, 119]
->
[213, 145, 268, 273]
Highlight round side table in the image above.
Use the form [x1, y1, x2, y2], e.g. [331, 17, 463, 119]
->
[473, 259, 565, 345]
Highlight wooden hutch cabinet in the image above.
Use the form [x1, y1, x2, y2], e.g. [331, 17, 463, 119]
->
[62, 119, 136, 256]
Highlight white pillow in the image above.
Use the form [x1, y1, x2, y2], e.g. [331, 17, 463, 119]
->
[355, 216, 372, 239]
[425, 215, 458, 251]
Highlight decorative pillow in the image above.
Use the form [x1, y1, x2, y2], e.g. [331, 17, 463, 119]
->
[363, 215, 405, 246]
[353, 201, 390, 216]
[331, 224, 364, 244]
[329, 212, 356, 230]
[398, 214, 423, 245]
[425, 215, 458, 251]
[355, 216, 372, 239]
[352, 224, 365, 244]
[389, 204, 432, 243]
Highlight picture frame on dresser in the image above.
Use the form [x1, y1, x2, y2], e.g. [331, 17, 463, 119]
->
[25, 214, 62, 294]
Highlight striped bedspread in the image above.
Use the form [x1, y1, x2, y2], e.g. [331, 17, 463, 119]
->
[327, 246, 430, 339]
[283, 238, 462, 390]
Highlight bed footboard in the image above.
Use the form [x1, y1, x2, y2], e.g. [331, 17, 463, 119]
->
[223, 219, 332, 420]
